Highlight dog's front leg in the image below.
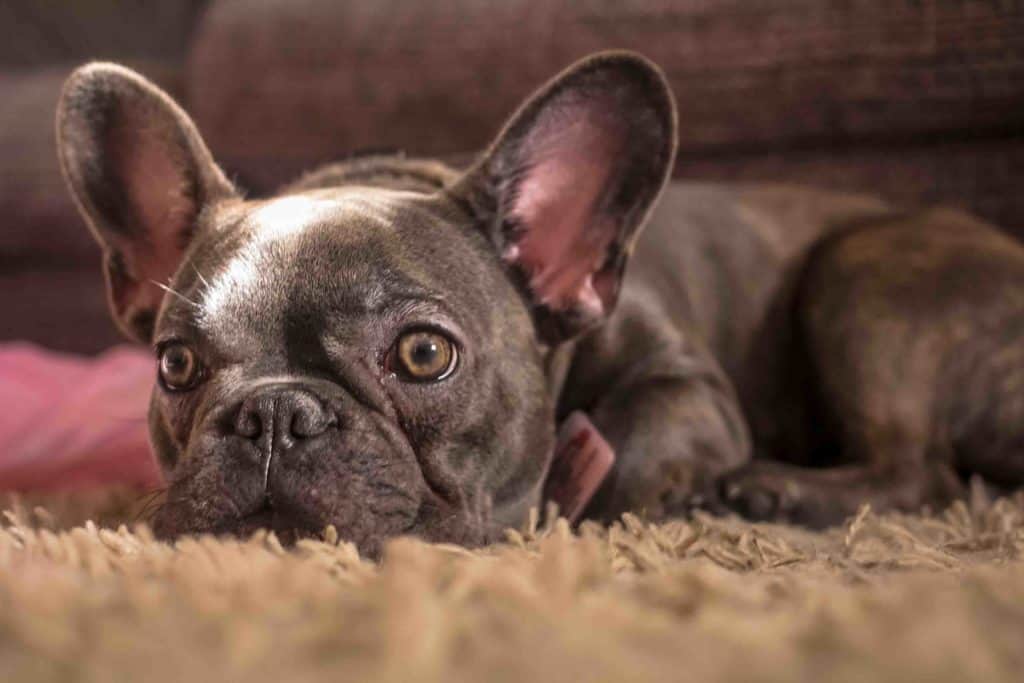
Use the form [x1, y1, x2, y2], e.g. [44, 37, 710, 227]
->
[583, 368, 752, 522]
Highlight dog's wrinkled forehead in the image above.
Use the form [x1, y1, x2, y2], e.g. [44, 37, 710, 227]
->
[181, 187, 456, 347]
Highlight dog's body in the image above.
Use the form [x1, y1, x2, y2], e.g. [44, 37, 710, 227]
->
[57, 52, 1024, 553]
[570, 182, 1024, 525]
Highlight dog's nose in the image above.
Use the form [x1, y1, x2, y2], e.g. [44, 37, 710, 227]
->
[233, 389, 333, 445]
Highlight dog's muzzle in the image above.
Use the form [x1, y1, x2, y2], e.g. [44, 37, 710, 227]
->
[231, 386, 336, 490]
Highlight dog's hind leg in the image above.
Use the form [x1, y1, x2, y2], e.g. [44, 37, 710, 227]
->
[719, 211, 1024, 527]
[718, 446, 964, 528]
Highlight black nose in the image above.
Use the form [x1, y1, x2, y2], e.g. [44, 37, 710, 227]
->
[233, 388, 333, 446]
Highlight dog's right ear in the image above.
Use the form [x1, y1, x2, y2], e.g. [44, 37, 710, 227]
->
[57, 63, 237, 343]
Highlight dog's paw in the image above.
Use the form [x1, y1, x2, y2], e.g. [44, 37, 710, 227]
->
[716, 465, 806, 523]
[655, 483, 714, 518]
[635, 459, 727, 520]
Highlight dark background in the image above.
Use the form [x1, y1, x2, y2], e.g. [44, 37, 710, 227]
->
[2, 0, 1022, 354]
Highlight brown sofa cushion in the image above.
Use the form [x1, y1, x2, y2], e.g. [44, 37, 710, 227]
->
[188, 0, 1024, 233]
[0, 269, 121, 353]
[0, 1, 207, 67]
[0, 68, 99, 268]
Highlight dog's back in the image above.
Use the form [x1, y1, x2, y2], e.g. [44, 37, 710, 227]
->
[607, 183, 888, 458]
[632, 183, 892, 377]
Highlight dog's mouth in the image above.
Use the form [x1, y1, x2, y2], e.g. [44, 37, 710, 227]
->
[205, 500, 322, 546]
[154, 490, 490, 559]
[207, 490, 424, 550]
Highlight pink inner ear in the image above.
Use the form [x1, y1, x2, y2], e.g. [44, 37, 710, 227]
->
[507, 107, 623, 316]
[109, 112, 196, 316]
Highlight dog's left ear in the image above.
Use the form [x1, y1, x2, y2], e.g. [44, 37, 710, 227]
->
[452, 51, 677, 343]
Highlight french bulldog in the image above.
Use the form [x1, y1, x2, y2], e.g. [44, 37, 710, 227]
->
[57, 52, 1024, 554]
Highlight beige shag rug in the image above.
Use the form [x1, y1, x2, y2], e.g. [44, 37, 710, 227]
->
[1, 488, 1023, 682]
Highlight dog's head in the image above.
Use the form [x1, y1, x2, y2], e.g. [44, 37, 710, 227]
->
[57, 52, 677, 555]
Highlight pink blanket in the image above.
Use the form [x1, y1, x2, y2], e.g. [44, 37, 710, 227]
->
[0, 344, 160, 491]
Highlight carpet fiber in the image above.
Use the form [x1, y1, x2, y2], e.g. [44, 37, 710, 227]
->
[2, 489, 1023, 682]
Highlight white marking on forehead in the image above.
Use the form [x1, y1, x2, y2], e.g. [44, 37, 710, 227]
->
[198, 192, 404, 325]
[199, 249, 261, 324]
[250, 196, 336, 240]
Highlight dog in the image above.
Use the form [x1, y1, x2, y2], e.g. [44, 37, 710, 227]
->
[57, 51, 1024, 554]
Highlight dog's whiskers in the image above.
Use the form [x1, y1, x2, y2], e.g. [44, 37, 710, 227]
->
[132, 487, 169, 524]
[191, 264, 212, 290]
[150, 280, 200, 309]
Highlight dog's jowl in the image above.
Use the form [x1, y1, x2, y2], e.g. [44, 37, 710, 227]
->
[57, 51, 1024, 553]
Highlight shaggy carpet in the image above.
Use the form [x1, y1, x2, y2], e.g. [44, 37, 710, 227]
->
[1, 488, 1022, 682]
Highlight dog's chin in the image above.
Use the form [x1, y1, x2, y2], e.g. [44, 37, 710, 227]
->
[153, 498, 494, 560]
[219, 505, 323, 546]
[151, 494, 436, 558]
[153, 504, 319, 546]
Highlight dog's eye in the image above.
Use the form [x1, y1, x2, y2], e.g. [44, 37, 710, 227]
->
[158, 342, 203, 391]
[395, 330, 457, 382]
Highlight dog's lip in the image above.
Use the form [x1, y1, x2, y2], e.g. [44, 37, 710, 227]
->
[226, 501, 320, 543]
[241, 504, 275, 527]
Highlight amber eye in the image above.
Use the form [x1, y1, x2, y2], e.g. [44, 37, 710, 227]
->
[395, 330, 457, 382]
[158, 342, 203, 391]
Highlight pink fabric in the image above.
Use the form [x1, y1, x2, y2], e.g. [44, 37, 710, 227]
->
[0, 343, 161, 491]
